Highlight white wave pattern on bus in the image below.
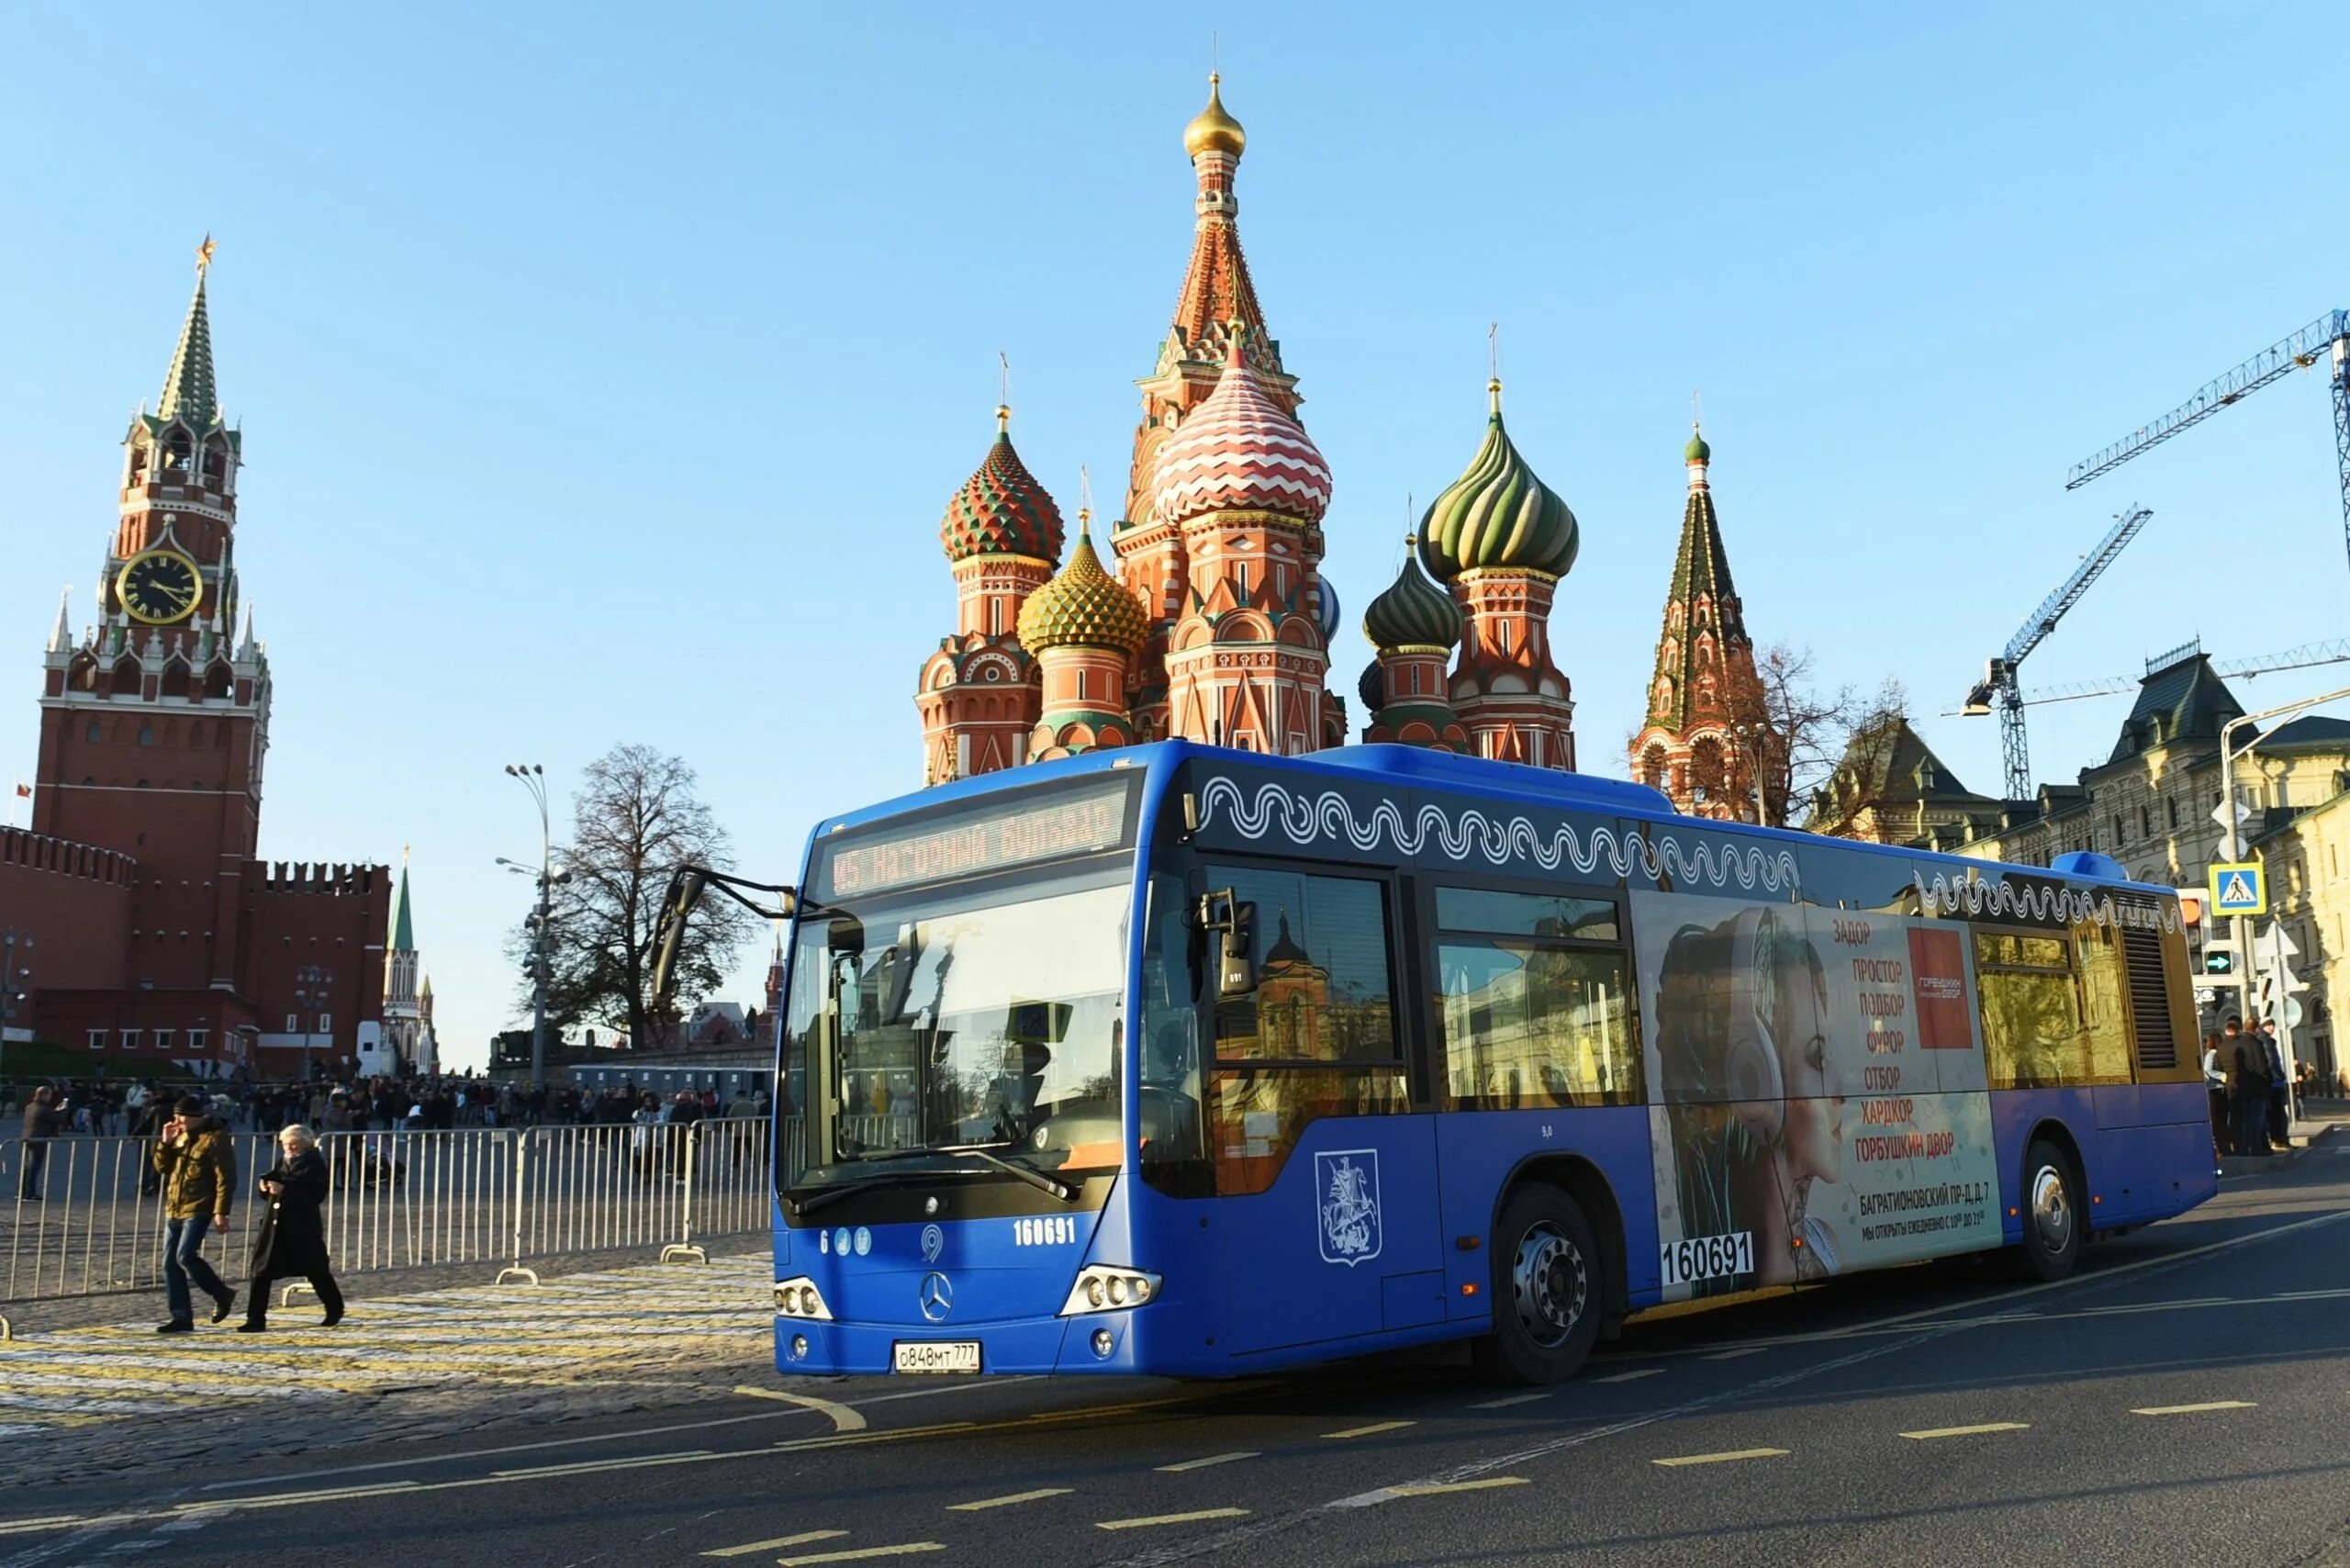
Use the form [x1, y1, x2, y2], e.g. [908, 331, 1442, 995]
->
[1198, 778, 1799, 893]
[1909, 871, 2181, 933]
[1199, 778, 2183, 933]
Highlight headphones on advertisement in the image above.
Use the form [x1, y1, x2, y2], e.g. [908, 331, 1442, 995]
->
[1723, 908, 1786, 1139]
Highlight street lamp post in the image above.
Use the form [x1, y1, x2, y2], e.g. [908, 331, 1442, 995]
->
[2216, 682, 2350, 1102]
[0, 928, 32, 1085]
[291, 963, 331, 1084]
[505, 764, 554, 1092]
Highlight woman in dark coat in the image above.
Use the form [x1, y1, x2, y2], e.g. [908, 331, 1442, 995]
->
[238, 1124, 345, 1330]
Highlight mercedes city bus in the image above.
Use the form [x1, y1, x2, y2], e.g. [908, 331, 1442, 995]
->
[653, 741, 2215, 1384]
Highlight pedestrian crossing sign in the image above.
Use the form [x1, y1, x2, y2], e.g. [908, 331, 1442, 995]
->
[2209, 861, 2266, 916]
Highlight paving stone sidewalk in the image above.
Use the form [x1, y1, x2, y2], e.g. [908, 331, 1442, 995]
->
[0, 1250, 777, 1491]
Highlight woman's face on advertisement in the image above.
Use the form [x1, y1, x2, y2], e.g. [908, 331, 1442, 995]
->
[1777, 964, 1841, 1183]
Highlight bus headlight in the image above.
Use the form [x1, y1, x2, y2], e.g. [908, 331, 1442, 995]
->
[1059, 1265, 1160, 1316]
[774, 1277, 834, 1321]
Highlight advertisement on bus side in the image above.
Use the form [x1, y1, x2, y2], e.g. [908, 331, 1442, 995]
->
[1633, 892, 2003, 1297]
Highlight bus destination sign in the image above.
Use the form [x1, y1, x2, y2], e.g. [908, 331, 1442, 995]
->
[822, 780, 1130, 900]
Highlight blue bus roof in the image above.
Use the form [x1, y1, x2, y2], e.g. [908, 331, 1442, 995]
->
[805, 743, 2172, 897]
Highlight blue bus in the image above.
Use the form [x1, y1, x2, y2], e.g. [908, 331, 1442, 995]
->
[655, 741, 2214, 1384]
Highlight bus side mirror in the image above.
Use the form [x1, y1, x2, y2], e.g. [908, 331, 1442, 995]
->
[649, 869, 708, 1013]
[1198, 890, 1257, 999]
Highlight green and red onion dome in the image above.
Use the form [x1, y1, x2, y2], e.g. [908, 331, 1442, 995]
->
[940, 407, 1066, 564]
[1150, 332, 1331, 527]
[1015, 521, 1149, 654]
[1362, 541, 1463, 651]
[1416, 380, 1579, 582]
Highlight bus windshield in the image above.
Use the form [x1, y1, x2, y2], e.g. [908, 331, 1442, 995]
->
[784, 861, 1133, 1189]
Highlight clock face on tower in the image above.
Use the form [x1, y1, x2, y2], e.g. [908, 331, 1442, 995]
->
[117, 548, 205, 626]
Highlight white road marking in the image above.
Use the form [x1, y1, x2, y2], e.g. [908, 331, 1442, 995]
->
[1653, 1447, 1789, 1468]
[701, 1529, 845, 1557]
[1467, 1393, 1549, 1408]
[1386, 1477, 1531, 1498]
[946, 1489, 1071, 1511]
[1154, 1452, 1259, 1473]
[1899, 1422, 2031, 1440]
[1322, 1420, 1414, 1439]
[777, 1546, 944, 1567]
[729, 1388, 868, 1432]
[1700, 1347, 1765, 1361]
[1096, 1510, 1250, 1531]
[2132, 1401, 2257, 1417]
[1593, 1368, 1666, 1384]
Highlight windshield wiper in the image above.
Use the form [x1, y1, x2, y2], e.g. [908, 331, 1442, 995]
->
[840, 1142, 1076, 1203]
[787, 1180, 887, 1219]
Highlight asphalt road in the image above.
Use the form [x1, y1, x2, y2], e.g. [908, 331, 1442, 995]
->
[6, 1145, 2345, 1568]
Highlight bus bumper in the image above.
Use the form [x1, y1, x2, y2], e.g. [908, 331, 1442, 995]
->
[774, 1310, 1154, 1376]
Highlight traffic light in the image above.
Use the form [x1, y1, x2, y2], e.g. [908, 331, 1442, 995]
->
[2203, 947, 2237, 976]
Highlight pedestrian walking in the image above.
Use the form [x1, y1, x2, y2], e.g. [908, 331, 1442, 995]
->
[2258, 1025, 2291, 1148]
[2201, 1031, 2230, 1157]
[239, 1124, 343, 1331]
[17, 1086, 63, 1200]
[152, 1095, 237, 1332]
[2232, 1043, 2271, 1157]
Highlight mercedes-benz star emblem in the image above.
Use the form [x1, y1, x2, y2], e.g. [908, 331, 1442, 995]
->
[920, 1223, 944, 1263]
[918, 1271, 954, 1323]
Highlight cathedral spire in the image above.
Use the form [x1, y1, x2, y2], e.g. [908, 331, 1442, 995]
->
[49, 588, 73, 655]
[390, 846, 415, 951]
[157, 236, 222, 431]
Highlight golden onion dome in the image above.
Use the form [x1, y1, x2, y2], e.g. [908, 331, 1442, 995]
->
[1016, 518, 1149, 655]
[1183, 73, 1247, 160]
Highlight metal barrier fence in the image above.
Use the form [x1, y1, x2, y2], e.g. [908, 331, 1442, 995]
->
[0, 1118, 779, 1335]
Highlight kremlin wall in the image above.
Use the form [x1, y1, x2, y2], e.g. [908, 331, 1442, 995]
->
[914, 75, 1768, 818]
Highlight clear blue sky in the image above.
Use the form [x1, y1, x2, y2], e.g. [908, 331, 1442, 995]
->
[3, 3, 2343, 1070]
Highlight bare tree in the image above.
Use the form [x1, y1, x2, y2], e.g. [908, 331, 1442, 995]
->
[509, 745, 753, 1051]
[1811, 678, 1916, 837]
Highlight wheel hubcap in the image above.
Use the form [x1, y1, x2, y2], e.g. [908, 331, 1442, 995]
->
[2031, 1165, 2072, 1253]
[1510, 1223, 1587, 1349]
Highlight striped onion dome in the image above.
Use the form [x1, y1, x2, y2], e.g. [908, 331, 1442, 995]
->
[1417, 380, 1579, 582]
[1150, 332, 1331, 527]
[940, 407, 1065, 564]
[1362, 539, 1463, 651]
[1314, 576, 1341, 643]
[1016, 521, 1148, 654]
[1356, 658, 1383, 713]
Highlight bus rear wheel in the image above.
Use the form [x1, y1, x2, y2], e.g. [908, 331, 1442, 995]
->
[2015, 1138, 2082, 1282]
[1473, 1184, 1603, 1384]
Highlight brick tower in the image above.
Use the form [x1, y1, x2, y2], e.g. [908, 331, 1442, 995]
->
[1417, 379, 1581, 769]
[1152, 328, 1334, 754]
[1628, 423, 1774, 820]
[915, 406, 1065, 783]
[33, 239, 273, 994]
[1117, 75, 1330, 742]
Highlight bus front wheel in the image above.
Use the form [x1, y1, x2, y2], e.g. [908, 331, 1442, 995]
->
[1473, 1184, 1603, 1384]
[2015, 1138, 2083, 1282]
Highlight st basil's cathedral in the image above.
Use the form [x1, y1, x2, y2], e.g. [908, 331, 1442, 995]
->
[915, 75, 1769, 802]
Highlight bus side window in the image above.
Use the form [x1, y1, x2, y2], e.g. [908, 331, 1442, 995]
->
[1203, 866, 1407, 1196]
[1975, 930, 2085, 1088]
[1430, 886, 1641, 1111]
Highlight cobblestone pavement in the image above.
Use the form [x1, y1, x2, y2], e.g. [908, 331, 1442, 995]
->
[0, 1250, 774, 1489]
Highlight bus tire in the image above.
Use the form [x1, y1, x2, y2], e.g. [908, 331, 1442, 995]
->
[2015, 1138, 2082, 1282]
[1473, 1184, 1603, 1385]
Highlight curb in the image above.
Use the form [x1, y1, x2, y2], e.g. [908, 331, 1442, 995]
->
[2221, 1118, 2342, 1177]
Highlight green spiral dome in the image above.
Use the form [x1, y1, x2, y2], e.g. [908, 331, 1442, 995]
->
[1361, 543, 1463, 651]
[1416, 381, 1579, 582]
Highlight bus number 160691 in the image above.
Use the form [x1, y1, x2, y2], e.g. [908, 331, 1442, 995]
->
[1659, 1231, 1754, 1288]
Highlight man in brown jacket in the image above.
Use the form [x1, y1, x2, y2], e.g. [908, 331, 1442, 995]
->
[152, 1095, 237, 1332]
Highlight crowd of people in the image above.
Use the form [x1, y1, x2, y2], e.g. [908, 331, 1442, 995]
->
[2201, 1016, 2332, 1158]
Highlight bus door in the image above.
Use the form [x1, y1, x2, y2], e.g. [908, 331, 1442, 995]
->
[1200, 862, 1446, 1358]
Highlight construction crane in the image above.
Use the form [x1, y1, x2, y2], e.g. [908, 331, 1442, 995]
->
[1961, 505, 2154, 801]
[1992, 637, 2350, 710]
[2065, 310, 2350, 569]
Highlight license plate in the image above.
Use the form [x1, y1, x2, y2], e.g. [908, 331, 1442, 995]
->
[893, 1340, 981, 1374]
